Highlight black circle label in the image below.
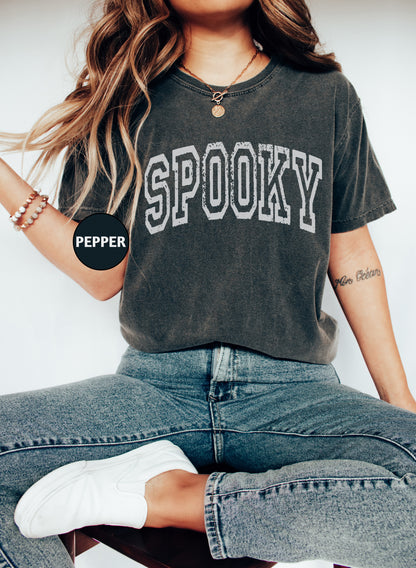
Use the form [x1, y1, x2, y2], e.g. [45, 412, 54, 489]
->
[73, 213, 129, 270]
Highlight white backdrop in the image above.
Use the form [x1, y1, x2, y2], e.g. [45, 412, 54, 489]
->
[0, 1, 415, 567]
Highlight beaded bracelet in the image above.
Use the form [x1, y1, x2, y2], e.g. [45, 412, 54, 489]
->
[10, 190, 39, 224]
[12, 195, 49, 231]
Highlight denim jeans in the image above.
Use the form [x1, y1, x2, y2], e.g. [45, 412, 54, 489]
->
[1, 343, 416, 568]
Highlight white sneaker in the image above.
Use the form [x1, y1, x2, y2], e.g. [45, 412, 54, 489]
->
[14, 440, 198, 538]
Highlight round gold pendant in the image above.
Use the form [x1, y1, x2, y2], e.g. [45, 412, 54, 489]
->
[212, 104, 225, 118]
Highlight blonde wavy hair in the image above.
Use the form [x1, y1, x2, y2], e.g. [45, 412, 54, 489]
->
[1, 0, 340, 232]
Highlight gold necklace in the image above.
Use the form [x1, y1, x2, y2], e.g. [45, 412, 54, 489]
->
[180, 48, 260, 118]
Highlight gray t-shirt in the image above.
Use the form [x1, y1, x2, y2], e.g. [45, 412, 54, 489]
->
[59, 56, 396, 364]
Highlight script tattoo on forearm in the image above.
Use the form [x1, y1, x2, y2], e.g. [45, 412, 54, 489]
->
[334, 267, 381, 290]
[333, 275, 353, 289]
[355, 267, 381, 281]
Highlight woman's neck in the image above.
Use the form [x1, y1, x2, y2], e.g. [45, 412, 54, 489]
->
[180, 20, 270, 86]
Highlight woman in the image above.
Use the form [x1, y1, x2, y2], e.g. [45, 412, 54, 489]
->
[1, 1, 415, 567]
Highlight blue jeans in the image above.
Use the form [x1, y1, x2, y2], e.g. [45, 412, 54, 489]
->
[1, 343, 416, 568]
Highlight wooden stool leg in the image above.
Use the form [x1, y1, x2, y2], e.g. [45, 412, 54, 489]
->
[60, 531, 76, 563]
[60, 530, 99, 563]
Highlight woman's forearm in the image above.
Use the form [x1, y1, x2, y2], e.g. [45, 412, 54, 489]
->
[0, 158, 126, 300]
[328, 226, 414, 409]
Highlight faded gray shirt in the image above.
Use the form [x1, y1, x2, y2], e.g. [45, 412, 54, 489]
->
[59, 56, 395, 364]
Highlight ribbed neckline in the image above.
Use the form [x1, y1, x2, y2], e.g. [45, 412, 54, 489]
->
[169, 55, 282, 98]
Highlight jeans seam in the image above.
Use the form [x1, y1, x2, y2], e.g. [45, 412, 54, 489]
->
[221, 428, 416, 462]
[209, 347, 225, 463]
[0, 427, 213, 457]
[212, 345, 224, 380]
[208, 402, 225, 464]
[205, 471, 228, 559]
[213, 474, 401, 498]
[231, 348, 239, 383]
[0, 547, 17, 568]
[4, 428, 414, 461]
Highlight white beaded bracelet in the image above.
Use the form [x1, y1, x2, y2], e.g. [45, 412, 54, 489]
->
[12, 195, 49, 231]
[10, 190, 39, 224]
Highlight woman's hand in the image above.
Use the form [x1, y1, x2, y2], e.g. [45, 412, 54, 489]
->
[382, 390, 416, 414]
[0, 157, 127, 300]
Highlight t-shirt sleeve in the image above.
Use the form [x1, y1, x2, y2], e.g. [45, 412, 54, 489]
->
[331, 86, 396, 233]
[58, 145, 130, 223]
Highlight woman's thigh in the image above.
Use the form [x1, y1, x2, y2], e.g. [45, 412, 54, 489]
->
[215, 354, 416, 475]
[0, 347, 214, 494]
[0, 345, 216, 568]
